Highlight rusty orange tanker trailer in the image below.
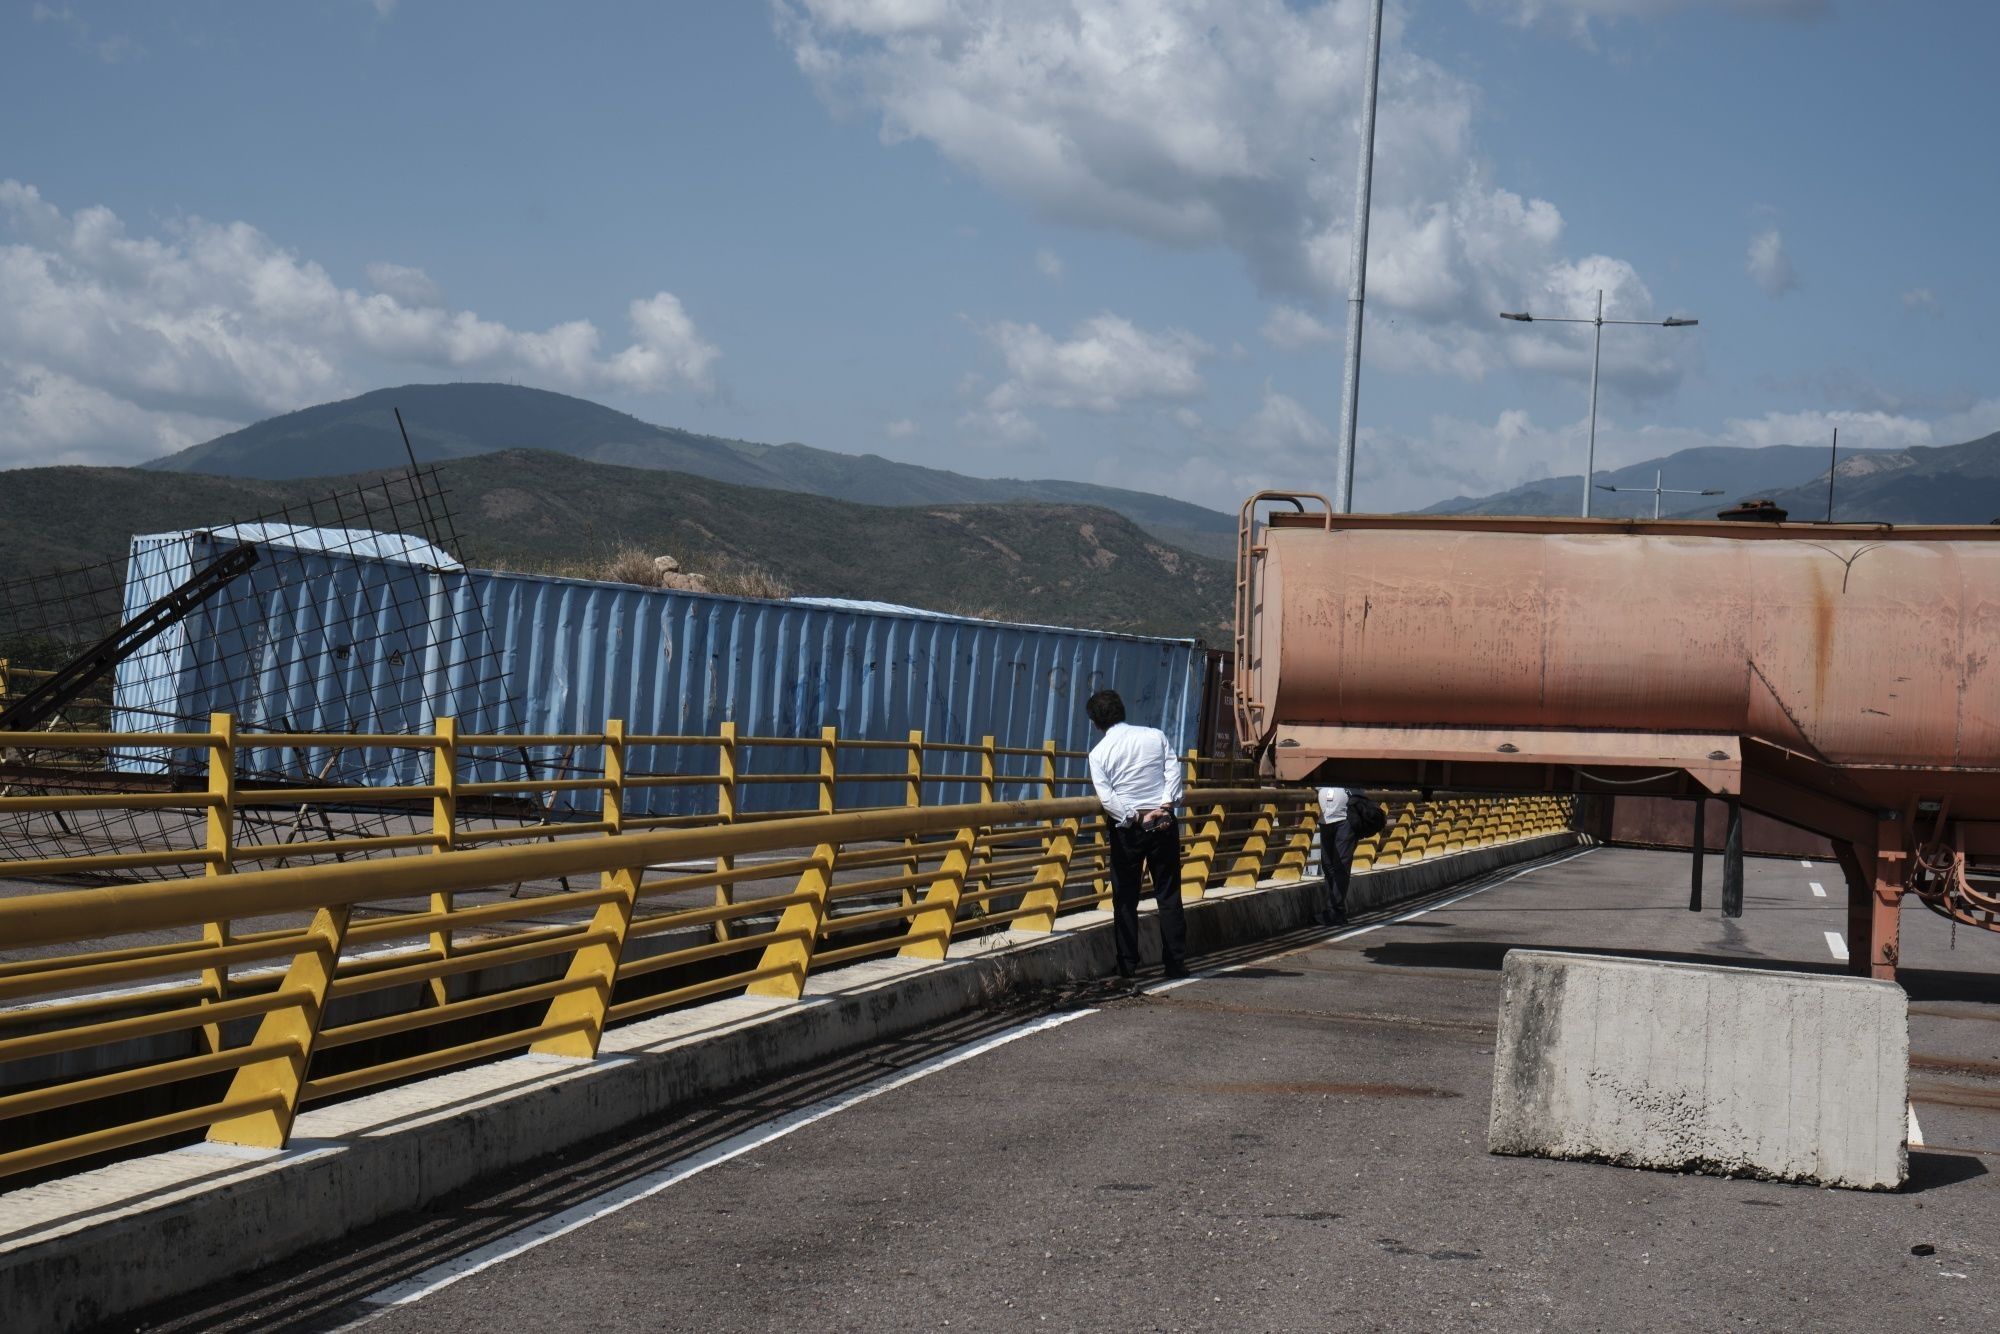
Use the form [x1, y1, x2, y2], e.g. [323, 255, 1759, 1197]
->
[1234, 492, 2000, 980]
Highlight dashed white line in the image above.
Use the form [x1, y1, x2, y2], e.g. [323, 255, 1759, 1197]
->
[1809, 881, 1827, 898]
[1800, 860, 1814, 868]
[358, 1006, 1097, 1309]
[1327, 846, 1601, 946]
[1824, 930, 1849, 962]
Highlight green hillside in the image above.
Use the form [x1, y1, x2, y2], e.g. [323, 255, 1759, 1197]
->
[1, 450, 1231, 641]
[142, 383, 1237, 559]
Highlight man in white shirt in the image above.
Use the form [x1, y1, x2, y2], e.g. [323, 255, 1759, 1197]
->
[1086, 689, 1189, 980]
[1316, 784, 1354, 927]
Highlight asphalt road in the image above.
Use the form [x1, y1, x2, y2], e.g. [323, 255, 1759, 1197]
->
[111, 846, 1999, 1333]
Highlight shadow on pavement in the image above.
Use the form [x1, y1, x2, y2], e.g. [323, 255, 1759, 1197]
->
[1905, 1150, 1990, 1193]
[1359, 938, 1858, 980]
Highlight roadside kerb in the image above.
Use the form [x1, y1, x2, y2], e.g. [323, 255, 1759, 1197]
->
[0, 830, 1581, 1331]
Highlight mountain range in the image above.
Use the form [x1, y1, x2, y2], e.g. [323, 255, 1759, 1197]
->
[2, 451, 1232, 641]
[7, 382, 1996, 650]
[145, 384, 1238, 559]
[1424, 433, 2000, 522]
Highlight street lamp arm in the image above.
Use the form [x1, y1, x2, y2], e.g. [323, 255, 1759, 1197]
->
[1495, 287, 1695, 519]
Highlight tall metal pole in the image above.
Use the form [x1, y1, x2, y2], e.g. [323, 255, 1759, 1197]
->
[1825, 426, 1838, 522]
[1581, 289, 1603, 519]
[1333, 0, 1385, 515]
[1653, 469, 1663, 521]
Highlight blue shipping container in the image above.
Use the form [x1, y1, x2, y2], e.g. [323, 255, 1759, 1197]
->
[113, 528, 1209, 818]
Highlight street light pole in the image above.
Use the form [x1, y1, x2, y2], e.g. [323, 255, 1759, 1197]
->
[1499, 297, 1699, 519]
[1584, 290, 1603, 518]
[1333, 0, 1385, 515]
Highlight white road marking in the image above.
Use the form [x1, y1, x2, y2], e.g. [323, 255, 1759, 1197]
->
[1809, 881, 1827, 898]
[1801, 860, 1814, 868]
[359, 1006, 1097, 1309]
[1908, 1104, 1924, 1147]
[339, 844, 1595, 1315]
[1329, 846, 1600, 945]
[1824, 930, 1850, 962]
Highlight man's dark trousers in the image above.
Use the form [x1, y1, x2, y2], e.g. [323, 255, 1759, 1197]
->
[1322, 817, 1358, 925]
[1106, 815, 1188, 974]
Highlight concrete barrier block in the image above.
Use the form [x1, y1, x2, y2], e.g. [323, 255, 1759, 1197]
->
[1488, 950, 1907, 1190]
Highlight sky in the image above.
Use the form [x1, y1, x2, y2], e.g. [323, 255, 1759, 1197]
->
[1, 0, 1995, 513]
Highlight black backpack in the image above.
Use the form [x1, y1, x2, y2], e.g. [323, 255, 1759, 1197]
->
[1346, 791, 1387, 839]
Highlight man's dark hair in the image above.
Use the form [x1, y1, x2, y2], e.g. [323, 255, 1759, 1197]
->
[1085, 689, 1126, 731]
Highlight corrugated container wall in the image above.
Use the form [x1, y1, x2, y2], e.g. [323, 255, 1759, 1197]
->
[112, 530, 1208, 817]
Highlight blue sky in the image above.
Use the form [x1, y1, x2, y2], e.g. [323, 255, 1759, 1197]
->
[2, 1, 1994, 512]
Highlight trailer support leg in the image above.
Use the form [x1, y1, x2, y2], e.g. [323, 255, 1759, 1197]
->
[1836, 824, 1904, 981]
[1720, 798, 1744, 918]
[1688, 798, 1706, 912]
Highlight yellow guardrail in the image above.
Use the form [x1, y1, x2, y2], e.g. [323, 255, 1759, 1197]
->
[0, 786, 1325, 1180]
[0, 715, 1269, 877]
[0, 705, 1580, 1185]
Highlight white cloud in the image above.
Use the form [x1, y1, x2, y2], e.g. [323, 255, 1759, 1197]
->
[1484, 0, 1826, 22]
[1260, 304, 1337, 351]
[31, 3, 143, 62]
[1034, 247, 1064, 280]
[781, 0, 1692, 392]
[0, 181, 720, 467]
[958, 311, 1208, 444]
[979, 312, 1208, 414]
[886, 416, 918, 437]
[1747, 228, 1799, 297]
[364, 261, 444, 308]
[1902, 287, 1940, 316]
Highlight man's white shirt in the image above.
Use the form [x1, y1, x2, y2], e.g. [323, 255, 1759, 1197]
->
[1088, 722, 1185, 826]
[1317, 786, 1349, 823]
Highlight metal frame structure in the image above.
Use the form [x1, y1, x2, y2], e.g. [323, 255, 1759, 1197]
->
[1233, 492, 2000, 981]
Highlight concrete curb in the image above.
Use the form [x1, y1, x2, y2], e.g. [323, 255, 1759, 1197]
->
[0, 832, 1579, 1331]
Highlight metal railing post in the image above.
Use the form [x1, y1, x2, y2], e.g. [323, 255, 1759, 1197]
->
[1016, 739, 1072, 933]
[901, 823, 979, 959]
[898, 728, 924, 907]
[199, 712, 236, 1052]
[206, 900, 349, 1149]
[1224, 801, 1276, 889]
[600, 721, 625, 837]
[1087, 821, 1111, 909]
[747, 841, 837, 999]
[532, 720, 636, 1058]
[1276, 797, 1316, 879]
[714, 721, 738, 940]
[1183, 799, 1225, 900]
[979, 734, 997, 804]
[425, 716, 458, 1006]
[819, 724, 838, 815]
